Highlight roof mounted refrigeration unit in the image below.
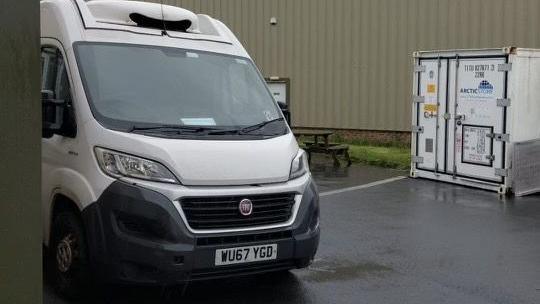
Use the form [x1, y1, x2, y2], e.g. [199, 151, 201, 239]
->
[410, 47, 540, 196]
[85, 0, 200, 33]
[74, 0, 229, 42]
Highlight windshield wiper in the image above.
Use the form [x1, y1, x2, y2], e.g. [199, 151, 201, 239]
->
[128, 118, 285, 136]
[129, 124, 213, 134]
[205, 128, 242, 135]
[240, 117, 285, 134]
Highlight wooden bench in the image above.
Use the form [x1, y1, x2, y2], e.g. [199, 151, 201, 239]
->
[328, 144, 352, 167]
[294, 129, 352, 167]
[304, 143, 352, 167]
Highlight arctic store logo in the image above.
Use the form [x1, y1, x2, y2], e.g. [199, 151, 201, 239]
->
[478, 80, 494, 94]
[460, 80, 494, 97]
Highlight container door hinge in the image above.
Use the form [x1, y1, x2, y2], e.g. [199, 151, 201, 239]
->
[486, 155, 496, 161]
[414, 65, 426, 73]
[497, 98, 511, 107]
[413, 96, 425, 104]
[487, 133, 510, 142]
[412, 156, 424, 164]
[498, 63, 512, 72]
[412, 125, 424, 133]
[495, 168, 509, 177]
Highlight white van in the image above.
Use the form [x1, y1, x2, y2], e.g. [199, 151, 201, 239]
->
[41, 0, 319, 297]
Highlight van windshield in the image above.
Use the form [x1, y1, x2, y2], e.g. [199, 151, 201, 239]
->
[74, 42, 287, 139]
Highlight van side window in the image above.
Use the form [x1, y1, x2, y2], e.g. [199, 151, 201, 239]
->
[41, 46, 77, 137]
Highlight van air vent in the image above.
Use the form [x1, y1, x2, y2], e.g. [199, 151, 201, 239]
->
[129, 13, 191, 32]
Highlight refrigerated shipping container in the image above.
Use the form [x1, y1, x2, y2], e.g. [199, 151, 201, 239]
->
[410, 47, 540, 195]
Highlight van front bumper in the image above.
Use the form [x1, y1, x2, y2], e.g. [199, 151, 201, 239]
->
[81, 179, 319, 285]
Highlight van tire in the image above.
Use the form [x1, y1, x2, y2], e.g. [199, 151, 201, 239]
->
[50, 211, 90, 299]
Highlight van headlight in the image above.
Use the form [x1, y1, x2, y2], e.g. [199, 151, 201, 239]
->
[289, 149, 309, 180]
[94, 147, 178, 184]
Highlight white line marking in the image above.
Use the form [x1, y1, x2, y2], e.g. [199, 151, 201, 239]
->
[320, 176, 407, 197]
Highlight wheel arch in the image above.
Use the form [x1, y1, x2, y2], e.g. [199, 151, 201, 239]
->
[43, 168, 100, 247]
[46, 193, 83, 247]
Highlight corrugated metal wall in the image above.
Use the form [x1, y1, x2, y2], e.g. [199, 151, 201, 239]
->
[155, 0, 540, 131]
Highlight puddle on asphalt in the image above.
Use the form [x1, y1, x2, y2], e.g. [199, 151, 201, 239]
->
[297, 258, 392, 283]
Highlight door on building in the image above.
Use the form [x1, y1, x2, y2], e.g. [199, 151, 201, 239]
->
[415, 56, 509, 182]
[266, 78, 291, 124]
[266, 78, 290, 107]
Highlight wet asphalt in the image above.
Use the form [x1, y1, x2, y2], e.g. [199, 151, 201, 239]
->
[44, 157, 540, 304]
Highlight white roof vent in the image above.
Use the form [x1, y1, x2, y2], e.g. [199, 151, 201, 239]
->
[86, 0, 200, 33]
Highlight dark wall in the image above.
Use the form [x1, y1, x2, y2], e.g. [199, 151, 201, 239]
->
[0, 0, 41, 302]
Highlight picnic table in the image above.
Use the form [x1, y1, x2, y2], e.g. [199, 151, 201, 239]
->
[293, 129, 352, 167]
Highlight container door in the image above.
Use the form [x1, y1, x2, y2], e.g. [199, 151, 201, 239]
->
[415, 58, 448, 172]
[447, 56, 508, 182]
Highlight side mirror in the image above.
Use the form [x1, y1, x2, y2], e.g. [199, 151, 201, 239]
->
[277, 101, 291, 125]
[42, 90, 65, 138]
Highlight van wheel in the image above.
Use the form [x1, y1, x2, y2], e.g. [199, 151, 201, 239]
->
[51, 212, 90, 299]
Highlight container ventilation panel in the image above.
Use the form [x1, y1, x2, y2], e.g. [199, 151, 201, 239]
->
[512, 139, 540, 196]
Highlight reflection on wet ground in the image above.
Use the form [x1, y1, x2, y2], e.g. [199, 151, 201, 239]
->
[44, 162, 540, 304]
[300, 259, 393, 283]
[309, 155, 406, 192]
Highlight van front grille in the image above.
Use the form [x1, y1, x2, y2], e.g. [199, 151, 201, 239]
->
[180, 193, 296, 230]
[196, 230, 293, 246]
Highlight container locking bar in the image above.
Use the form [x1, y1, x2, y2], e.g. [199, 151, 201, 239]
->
[498, 63, 512, 72]
[412, 156, 424, 164]
[412, 125, 424, 133]
[496, 98, 511, 107]
[413, 96, 425, 104]
[495, 168, 509, 177]
[487, 133, 510, 142]
[414, 65, 426, 73]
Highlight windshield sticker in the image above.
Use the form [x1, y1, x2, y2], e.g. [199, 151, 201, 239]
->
[186, 52, 199, 58]
[235, 59, 248, 65]
[181, 118, 216, 126]
[261, 110, 273, 121]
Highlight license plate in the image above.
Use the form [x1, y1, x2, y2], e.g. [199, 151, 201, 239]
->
[215, 244, 277, 266]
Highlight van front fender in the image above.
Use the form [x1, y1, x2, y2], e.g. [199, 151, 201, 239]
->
[43, 168, 99, 246]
